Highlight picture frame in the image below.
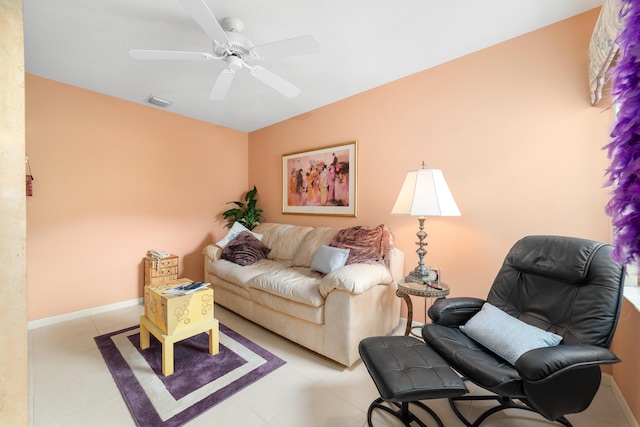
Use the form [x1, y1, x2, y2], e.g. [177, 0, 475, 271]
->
[282, 141, 357, 216]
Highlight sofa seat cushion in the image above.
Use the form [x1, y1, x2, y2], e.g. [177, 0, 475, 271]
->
[209, 258, 287, 291]
[319, 263, 393, 298]
[208, 274, 251, 299]
[250, 288, 324, 325]
[248, 267, 325, 307]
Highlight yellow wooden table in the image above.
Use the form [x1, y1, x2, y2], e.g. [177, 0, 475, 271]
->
[140, 279, 219, 376]
[139, 315, 219, 376]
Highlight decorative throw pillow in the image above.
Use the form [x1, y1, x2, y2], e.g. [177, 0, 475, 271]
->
[460, 302, 563, 365]
[329, 225, 392, 266]
[221, 232, 271, 266]
[216, 222, 263, 249]
[310, 245, 350, 274]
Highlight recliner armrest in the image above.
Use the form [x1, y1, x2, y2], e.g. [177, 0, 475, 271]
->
[515, 344, 620, 382]
[428, 297, 486, 327]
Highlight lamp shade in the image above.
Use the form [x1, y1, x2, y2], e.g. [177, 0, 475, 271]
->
[391, 168, 461, 216]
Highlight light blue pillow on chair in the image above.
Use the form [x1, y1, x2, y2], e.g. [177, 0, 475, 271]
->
[311, 245, 350, 274]
[460, 302, 563, 365]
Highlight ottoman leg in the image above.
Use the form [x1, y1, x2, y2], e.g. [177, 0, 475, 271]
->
[367, 397, 444, 427]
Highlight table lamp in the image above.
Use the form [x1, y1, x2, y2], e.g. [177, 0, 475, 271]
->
[391, 163, 460, 287]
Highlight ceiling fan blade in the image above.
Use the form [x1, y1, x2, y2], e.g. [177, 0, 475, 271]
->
[129, 49, 215, 61]
[178, 0, 230, 45]
[250, 66, 301, 98]
[209, 69, 235, 100]
[253, 35, 320, 59]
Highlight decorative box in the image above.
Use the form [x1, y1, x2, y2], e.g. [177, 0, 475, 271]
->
[143, 279, 214, 335]
[144, 255, 179, 286]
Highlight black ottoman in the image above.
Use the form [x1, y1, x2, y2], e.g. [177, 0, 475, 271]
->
[359, 336, 468, 427]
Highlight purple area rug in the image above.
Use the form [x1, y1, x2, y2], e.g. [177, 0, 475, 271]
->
[95, 323, 285, 427]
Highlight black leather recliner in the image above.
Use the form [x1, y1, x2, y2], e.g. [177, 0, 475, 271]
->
[422, 235, 625, 427]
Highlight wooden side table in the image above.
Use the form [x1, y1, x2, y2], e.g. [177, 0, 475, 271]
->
[397, 281, 450, 337]
[140, 315, 219, 376]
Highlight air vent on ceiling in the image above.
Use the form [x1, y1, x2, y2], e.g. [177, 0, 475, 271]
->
[147, 95, 172, 108]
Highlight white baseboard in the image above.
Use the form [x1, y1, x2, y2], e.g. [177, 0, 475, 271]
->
[27, 298, 143, 330]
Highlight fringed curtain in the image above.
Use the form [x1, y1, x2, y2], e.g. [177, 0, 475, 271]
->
[589, 0, 622, 106]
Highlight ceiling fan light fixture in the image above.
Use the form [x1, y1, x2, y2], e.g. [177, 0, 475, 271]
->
[227, 55, 243, 71]
[147, 95, 173, 108]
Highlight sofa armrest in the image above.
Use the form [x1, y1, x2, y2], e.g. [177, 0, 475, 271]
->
[428, 297, 486, 327]
[387, 247, 405, 285]
[515, 344, 620, 382]
[319, 263, 393, 297]
[203, 244, 222, 262]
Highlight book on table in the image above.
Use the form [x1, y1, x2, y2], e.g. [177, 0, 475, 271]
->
[162, 281, 209, 295]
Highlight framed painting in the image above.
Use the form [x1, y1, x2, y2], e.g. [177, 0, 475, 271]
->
[282, 141, 357, 216]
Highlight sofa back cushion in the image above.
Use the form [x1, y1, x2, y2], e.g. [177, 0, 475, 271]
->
[291, 227, 340, 267]
[253, 223, 313, 266]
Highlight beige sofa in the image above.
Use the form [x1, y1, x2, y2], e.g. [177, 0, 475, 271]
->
[202, 223, 404, 366]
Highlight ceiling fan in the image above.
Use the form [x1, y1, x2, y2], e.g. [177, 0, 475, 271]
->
[129, 0, 320, 100]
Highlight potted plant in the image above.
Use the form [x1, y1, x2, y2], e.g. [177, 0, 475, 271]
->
[222, 186, 264, 230]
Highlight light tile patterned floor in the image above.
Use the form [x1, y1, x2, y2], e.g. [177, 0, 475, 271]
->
[29, 304, 634, 427]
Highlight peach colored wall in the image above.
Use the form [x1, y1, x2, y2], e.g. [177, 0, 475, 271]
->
[611, 299, 640, 422]
[249, 9, 613, 308]
[26, 75, 248, 320]
[249, 9, 640, 421]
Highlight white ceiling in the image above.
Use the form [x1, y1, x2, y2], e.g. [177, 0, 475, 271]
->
[23, 0, 603, 132]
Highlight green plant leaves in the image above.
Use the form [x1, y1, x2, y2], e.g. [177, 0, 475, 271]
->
[222, 186, 264, 230]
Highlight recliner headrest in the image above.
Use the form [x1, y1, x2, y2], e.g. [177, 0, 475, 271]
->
[507, 235, 607, 283]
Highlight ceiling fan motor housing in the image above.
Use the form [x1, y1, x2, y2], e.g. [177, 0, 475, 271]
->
[225, 31, 254, 60]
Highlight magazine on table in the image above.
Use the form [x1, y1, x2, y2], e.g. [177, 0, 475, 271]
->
[162, 281, 210, 295]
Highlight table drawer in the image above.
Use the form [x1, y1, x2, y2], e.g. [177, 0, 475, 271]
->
[148, 265, 178, 278]
[146, 256, 178, 269]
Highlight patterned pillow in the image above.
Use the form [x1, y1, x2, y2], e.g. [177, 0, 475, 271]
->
[221, 232, 271, 266]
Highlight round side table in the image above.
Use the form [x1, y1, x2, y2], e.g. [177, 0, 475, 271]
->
[396, 281, 450, 337]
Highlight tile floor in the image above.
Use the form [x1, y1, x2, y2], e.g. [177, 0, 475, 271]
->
[29, 303, 633, 427]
